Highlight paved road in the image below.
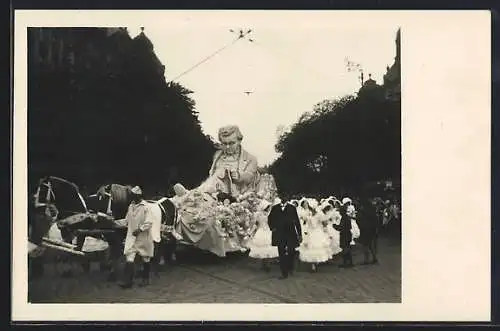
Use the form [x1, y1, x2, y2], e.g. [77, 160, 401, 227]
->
[28, 236, 401, 303]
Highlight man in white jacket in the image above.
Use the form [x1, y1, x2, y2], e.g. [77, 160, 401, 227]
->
[119, 186, 154, 289]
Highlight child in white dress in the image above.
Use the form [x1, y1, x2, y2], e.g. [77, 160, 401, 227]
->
[297, 197, 311, 238]
[247, 201, 278, 272]
[298, 199, 331, 272]
[319, 201, 342, 258]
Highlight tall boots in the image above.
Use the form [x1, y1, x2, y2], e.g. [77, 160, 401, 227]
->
[119, 261, 151, 288]
[139, 262, 151, 287]
[106, 258, 120, 282]
[119, 262, 135, 289]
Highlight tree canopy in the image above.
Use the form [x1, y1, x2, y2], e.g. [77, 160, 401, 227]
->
[269, 87, 401, 198]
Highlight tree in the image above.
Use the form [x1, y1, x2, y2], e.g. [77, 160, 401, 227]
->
[269, 91, 400, 197]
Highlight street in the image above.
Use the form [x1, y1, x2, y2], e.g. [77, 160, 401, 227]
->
[28, 236, 401, 304]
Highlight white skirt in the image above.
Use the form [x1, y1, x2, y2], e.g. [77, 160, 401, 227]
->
[247, 227, 278, 259]
[325, 226, 342, 257]
[299, 227, 331, 263]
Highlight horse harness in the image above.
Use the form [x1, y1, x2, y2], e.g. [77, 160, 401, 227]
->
[33, 181, 59, 220]
[147, 197, 179, 236]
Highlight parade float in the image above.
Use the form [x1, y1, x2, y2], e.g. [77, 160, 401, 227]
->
[161, 125, 279, 256]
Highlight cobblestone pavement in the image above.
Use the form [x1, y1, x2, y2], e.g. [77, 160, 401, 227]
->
[28, 236, 401, 303]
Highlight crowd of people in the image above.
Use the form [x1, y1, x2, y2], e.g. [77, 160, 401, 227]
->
[115, 184, 399, 287]
[245, 194, 397, 279]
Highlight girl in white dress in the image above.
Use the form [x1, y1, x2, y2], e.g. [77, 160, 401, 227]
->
[298, 198, 331, 272]
[319, 200, 342, 258]
[297, 197, 311, 239]
[247, 200, 278, 272]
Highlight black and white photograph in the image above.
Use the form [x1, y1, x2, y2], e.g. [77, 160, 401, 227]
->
[13, 10, 490, 322]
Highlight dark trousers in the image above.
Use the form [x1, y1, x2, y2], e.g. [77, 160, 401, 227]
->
[341, 246, 353, 266]
[363, 233, 379, 263]
[278, 245, 296, 277]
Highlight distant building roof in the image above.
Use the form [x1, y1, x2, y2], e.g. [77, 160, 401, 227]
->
[363, 74, 377, 87]
[134, 27, 154, 51]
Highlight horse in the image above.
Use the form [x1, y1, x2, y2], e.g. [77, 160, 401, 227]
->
[29, 176, 99, 278]
[92, 184, 179, 280]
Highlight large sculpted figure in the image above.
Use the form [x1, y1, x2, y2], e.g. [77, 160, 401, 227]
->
[172, 125, 270, 257]
[200, 125, 259, 199]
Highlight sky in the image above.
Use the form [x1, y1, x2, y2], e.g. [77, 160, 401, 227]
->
[127, 16, 399, 166]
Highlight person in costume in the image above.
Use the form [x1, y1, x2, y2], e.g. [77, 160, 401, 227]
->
[319, 199, 342, 259]
[119, 186, 154, 288]
[296, 197, 311, 238]
[247, 200, 278, 271]
[298, 198, 331, 272]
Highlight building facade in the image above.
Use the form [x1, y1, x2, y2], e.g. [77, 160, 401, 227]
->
[356, 28, 401, 102]
[382, 28, 401, 102]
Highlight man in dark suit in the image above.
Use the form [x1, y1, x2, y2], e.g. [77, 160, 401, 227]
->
[268, 196, 302, 279]
[356, 197, 380, 265]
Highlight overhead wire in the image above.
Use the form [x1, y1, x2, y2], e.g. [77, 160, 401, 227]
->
[168, 30, 254, 83]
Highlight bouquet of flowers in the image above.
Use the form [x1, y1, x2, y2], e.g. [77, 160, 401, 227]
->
[236, 191, 262, 214]
[177, 189, 219, 230]
[174, 174, 280, 251]
[214, 204, 235, 238]
[230, 202, 253, 237]
[210, 198, 257, 250]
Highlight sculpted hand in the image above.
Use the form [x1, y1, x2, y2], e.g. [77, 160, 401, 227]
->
[216, 168, 227, 179]
[230, 169, 240, 181]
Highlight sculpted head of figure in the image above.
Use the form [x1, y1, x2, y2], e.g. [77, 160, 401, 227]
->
[218, 125, 243, 155]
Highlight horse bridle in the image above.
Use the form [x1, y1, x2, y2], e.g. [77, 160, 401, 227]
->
[93, 185, 113, 215]
[33, 181, 59, 222]
[34, 182, 55, 207]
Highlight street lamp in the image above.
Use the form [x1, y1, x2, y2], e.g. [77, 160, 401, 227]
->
[345, 57, 365, 87]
